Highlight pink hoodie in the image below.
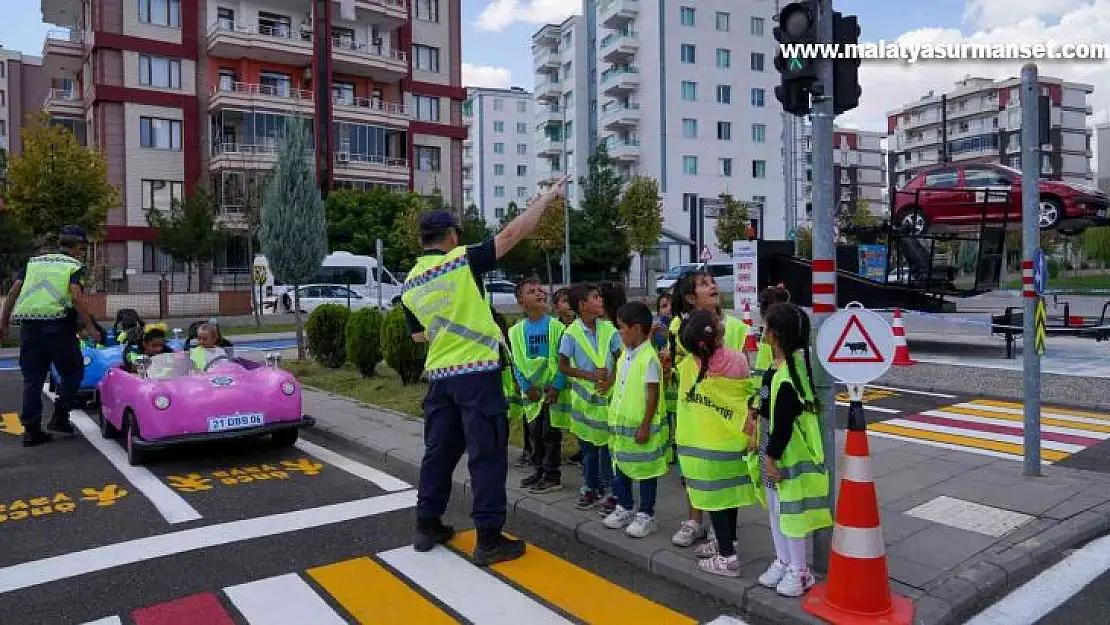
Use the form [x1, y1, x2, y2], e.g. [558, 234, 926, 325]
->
[693, 347, 751, 380]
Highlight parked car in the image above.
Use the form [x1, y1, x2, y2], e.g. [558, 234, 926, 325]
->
[280, 284, 386, 314]
[893, 163, 1108, 236]
[483, 279, 519, 309]
[655, 261, 735, 295]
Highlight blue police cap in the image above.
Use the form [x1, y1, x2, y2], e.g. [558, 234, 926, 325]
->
[419, 210, 459, 235]
[59, 225, 88, 243]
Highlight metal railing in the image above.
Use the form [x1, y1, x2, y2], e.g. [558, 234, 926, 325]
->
[359, 0, 407, 10]
[45, 28, 84, 44]
[601, 102, 639, 115]
[332, 36, 407, 62]
[601, 30, 638, 48]
[44, 88, 80, 104]
[213, 81, 312, 100]
[601, 67, 639, 84]
[334, 152, 408, 168]
[332, 95, 410, 116]
[207, 20, 313, 42]
[605, 137, 641, 149]
[212, 142, 283, 157]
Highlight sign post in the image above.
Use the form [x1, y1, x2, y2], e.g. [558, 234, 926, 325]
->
[375, 238, 385, 310]
[252, 264, 267, 316]
[1020, 64, 1042, 476]
[731, 241, 758, 314]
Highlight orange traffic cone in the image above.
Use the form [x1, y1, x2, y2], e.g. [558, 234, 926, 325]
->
[741, 302, 758, 353]
[891, 308, 916, 366]
[804, 427, 914, 624]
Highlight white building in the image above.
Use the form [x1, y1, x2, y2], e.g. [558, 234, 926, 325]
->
[462, 86, 539, 224]
[1096, 123, 1110, 195]
[532, 1, 784, 272]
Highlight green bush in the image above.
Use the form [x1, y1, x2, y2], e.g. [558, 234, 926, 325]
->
[1048, 259, 1062, 279]
[345, 308, 383, 377]
[305, 304, 350, 368]
[381, 306, 427, 384]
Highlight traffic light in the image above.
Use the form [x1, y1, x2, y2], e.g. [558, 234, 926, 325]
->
[774, 1, 819, 116]
[832, 12, 861, 115]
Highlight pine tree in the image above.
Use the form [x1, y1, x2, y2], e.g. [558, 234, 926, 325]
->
[575, 143, 630, 277]
[619, 176, 663, 290]
[258, 118, 328, 360]
[714, 193, 751, 253]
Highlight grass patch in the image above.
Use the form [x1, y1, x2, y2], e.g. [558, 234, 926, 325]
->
[1002, 273, 1110, 291]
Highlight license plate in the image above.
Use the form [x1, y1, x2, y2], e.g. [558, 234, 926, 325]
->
[208, 413, 264, 432]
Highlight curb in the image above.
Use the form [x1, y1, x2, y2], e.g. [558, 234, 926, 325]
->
[305, 390, 1110, 625]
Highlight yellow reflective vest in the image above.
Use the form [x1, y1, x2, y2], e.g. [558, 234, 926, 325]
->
[509, 317, 564, 423]
[608, 344, 668, 480]
[563, 318, 617, 445]
[665, 314, 748, 414]
[11, 253, 82, 321]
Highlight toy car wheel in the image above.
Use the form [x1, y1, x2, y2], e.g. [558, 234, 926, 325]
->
[125, 415, 148, 466]
[272, 428, 299, 446]
[98, 408, 120, 439]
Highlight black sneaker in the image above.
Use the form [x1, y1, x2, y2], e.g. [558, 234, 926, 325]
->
[567, 451, 583, 466]
[598, 495, 618, 517]
[520, 471, 543, 488]
[413, 522, 455, 552]
[574, 489, 601, 509]
[513, 452, 531, 468]
[22, 429, 53, 447]
[473, 535, 527, 567]
[47, 419, 76, 435]
[529, 477, 562, 494]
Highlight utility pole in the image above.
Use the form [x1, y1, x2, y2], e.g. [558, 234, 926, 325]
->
[561, 103, 571, 285]
[1020, 64, 1042, 475]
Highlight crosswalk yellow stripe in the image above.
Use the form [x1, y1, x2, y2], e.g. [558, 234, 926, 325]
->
[307, 557, 456, 624]
[450, 530, 696, 625]
[969, 399, 1110, 422]
[943, 405, 1110, 434]
[868, 422, 1070, 462]
[1, 413, 24, 435]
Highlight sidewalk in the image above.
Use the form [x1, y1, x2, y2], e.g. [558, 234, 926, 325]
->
[303, 389, 1110, 625]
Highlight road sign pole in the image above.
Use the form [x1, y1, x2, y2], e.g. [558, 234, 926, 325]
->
[1020, 64, 1042, 476]
[375, 238, 384, 310]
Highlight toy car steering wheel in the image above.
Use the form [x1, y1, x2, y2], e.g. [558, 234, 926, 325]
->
[202, 354, 232, 372]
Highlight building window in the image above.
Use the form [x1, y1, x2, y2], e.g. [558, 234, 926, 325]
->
[681, 81, 696, 101]
[494, 142, 505, 154]
[716, 85, 731, 104]
[517, 186, 528, 197]
[751, 53, 765, 71]
[0, 91, 5, 106]
[494, 121, 504, 133]
[493, 98, 504, 111]
[751, 88, 765, 107]
[142, 243, 183, 273]
[680, 6, 695, 26]
[259, 71, 291, 97]
[717, 122, 732, 140]
[752, 123, 766, 142]
[683, 156, 698, 175]
[494, 186, 505, 197]
[414, 0, 439, 22]
[516, 100, 527, 113]
[716, 12, 730, 31]
[516, 143, 527, 155]
[414, 95, 440, 121]
[750, 17, 764, 36]
[516, 122, 527, 134]
[517, 165, 527, 176]
[752, 160, 767, 178]
[0, 120, 6, 137]
[415, 145, 441, 171]
[138, 0, 181, 27]
[141, 179, 184, 210]
[139, 55, 181, 89]
[716, 49, 731, 68]
[139, 117, 182, 150]
[682, 118, 698, 138]
[720, 158, 733, 177]
[413, 45, 440, 72]
[680, 44, 696, 63]
[494, 164, 505, 175]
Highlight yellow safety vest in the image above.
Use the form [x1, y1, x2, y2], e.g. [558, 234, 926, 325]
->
[509, 317, 564, 423]
[401, 247, 504, 380]
[665, 314, 748, 414]
[768, 359, 832, 538]
[502, 366, 523, 421]
[564, 318, 617, 445]
[11, 253, 82, 321]
[752, 340, 773, 378]
[608, 344, 668, 480]
[675, 356, 757, 511]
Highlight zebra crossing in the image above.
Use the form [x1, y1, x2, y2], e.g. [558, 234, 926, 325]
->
[80, 530, 715, 625]
[868, 399, 1110, 463]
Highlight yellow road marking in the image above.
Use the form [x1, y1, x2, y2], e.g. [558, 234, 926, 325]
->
[868, 422, 1069, 462]
[450, 530, 696, 625]
[969, 399, 1110, 422]
[307, 556, 456, 624]
[942, 405, 1110, 434]
[1, 413, 24, 435]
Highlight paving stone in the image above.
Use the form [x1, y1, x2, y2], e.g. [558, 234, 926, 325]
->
[980, 545, 1033, 581]
[385, 443, 426, 468]
[514, 497, 587, 539]
[577, 520, 663, 570]
[925, 479, 1003, 503]
[871, 450, 930, 475]
[925, 577, 980, 615]
[744, 585, 827, 625]
[1043, 493, 1108, 520]
[890, 579, 926, 601]
[958, 464, 1030, 487]
[650, 549, 752, 609]
[1010, 534, 1060, 566]
[867, 435, 910, 453]
[733, 522, 776, 567]
[998, 518, 1053, 545]
[907, 458, 979, 482]
[913, 595, 955, 625]
[351, 427, 420, 458]
[954, 561, 1007, 599]
[887, 524, 999, 571]
[881, 510, 932, 544]
[887, 554, 945, 589]
[1034, 510, 1110, 551]
[875, 468, 954, 504]
[976, 480, 1080, 516]
[884, 489, 943, 514]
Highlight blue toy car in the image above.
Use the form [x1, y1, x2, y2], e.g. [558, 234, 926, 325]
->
[49, 324, 185, 403]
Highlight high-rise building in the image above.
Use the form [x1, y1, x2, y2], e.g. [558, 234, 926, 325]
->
[38, 0, 463, 288]
[531, 1, 784, 270]
[887, 75, 1094, 190]
[1, 48, 51, 157]
[462, 86, 538, 224]
[1096, 123, 1110, 195]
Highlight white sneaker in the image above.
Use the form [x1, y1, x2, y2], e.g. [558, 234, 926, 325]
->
[776, 567, 816, 597]
[671, 520, 706, 547]
[602, 505, 635, 529]
[693, 539, 719, 559]
[625, 512, 658, 538]
[697, 554, 741, 578]
[758, 560, 788, 588]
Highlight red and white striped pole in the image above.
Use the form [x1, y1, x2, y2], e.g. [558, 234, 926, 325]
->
[811, 259, 837, 314]
[1021, 259, 1036, 300]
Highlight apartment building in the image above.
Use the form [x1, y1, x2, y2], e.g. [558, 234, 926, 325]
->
[785, 119, 887, 232]
[887, 75, 1094, 190]
[38, 0, 463, 290]
[1097, 123, 1110, 195]
[462, 86, 538, 224]
[1, 48, 51, 157]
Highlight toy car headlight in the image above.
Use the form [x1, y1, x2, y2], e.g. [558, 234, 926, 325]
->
[83, 355, 92, 366]
[281, 382, 296, 395]
[153, 395, 171, 410]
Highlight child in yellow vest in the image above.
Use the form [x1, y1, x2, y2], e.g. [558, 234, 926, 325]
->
[552, 287, 582, 467]
[602, 302, 667, 539]
[753, 302, 832, 597]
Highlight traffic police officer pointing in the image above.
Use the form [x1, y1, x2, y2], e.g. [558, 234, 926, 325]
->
[402, 177, 566, 566]
[0, 226, 101, 447]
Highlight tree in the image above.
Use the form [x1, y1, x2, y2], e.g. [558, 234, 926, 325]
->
[574, 143, 631, 278]
[146, 184, 227, 292]
[389, 195, 426, 270]
[458, 202, 492, 245]
[0, 209, 33, 289]
[1082, 227, 1110, 265]
[714, 193, 751, 253]
[239, 174, 266, 328]
[838, 197, 881, 244]
[3, 112, 118, 238]
[796, 227, 813, 259]
[259, 118, 328, 360]
[619, 176, 663, 290]
[532, 195, 567, 293]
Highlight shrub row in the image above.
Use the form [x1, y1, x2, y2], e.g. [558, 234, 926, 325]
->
[304, 305, 426, 384]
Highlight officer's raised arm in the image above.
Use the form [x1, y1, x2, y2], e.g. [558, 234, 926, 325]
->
[494, 176, 568, 259]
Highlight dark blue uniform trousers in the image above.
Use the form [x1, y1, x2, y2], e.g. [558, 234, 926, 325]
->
[418, 370, 509, 531]
[19, 326, 83, 427]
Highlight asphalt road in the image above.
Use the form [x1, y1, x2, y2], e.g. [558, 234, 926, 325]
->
[1037, 568, 1110, 624]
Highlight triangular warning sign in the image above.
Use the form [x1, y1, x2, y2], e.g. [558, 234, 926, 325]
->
[827, 314, 885, 363]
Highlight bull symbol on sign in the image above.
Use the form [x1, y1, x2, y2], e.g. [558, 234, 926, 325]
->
[844, 342, 868, 354]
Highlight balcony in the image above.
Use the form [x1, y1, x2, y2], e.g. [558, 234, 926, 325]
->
[355, 0, 408, 28]
[533, 24, 560, 45]
[334, 95, 410, 129]
[210, 142, 284, 170]
[209, 82, 313, 113]
[42, 29, 84, 78]
[41, 0, 80, 28]
[536, 135, 563, 158]
[598, 0, 637, 29]
[600, 103, 639, 129]
[535, 104, 564, 126]
[601, 67, 639, 96]
[535, 81, 562, 102]
[334, 152, 409, 185]
[533, 45, 561, 73]
[331, 37, 407, 81]
[600, 30, 638, 63]
[43, 88, 83, 117]
[606, 137, 640, 161]
[206, 21, 312, 65]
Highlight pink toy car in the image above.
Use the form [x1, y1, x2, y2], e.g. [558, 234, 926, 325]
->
[97, 351, 315, 465]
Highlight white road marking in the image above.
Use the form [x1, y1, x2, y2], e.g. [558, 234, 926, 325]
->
[379, 545, 574, 624]
[69, 409, 203, 524]
[0, 490, 415, 595]
[224, 573, 347, 625]
[925, 409, 1110, 440]
[79, 618, 123, 625]
[835, 401, 900, 414]
[843, 384, 957, 399]
[294, 439, 411, 492]
[704, 617, 751, 625]
[866, 431, 1052, 465]
[965, 534, 1110, 625]
[879, 418, 1085, 454]
[956, 402, 1110, 427]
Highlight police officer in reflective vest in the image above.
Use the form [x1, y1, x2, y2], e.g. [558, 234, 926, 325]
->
[0, 226, 101, 447]
[401, 178, 566, 566]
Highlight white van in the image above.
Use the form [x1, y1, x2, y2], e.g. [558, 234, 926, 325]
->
[655, 261, 736, 295]
[254, 252, 404, 312]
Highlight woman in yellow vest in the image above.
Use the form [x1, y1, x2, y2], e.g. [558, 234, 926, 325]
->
[753, 302, 832, 597]
[664, 270, 750, 549]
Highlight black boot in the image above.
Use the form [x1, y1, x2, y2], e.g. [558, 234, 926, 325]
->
[473, 532, 526, 566]
[47, 416, 76, 435]
[22, 426, 53, 447]
[413, 519, 456, 552]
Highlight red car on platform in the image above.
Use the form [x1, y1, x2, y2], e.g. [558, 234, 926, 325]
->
[893, 163, 1108, 235]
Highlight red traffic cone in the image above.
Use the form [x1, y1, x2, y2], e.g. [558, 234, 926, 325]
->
[804, 429, 914, 625]
[741, 302, 759, 353]
[891, 308, 916, 366]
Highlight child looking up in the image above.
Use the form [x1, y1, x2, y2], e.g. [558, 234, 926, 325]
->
[553, 288, 575, 326]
